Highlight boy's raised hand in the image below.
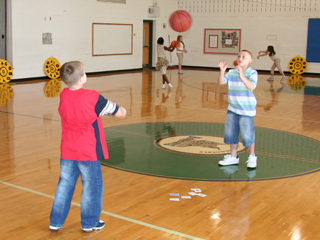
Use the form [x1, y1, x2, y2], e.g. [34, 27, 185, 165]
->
[236, 65, 243, 75]
[218, 60, 228, 72]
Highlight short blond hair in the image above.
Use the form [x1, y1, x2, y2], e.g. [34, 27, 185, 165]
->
[240, 49, 252, 58]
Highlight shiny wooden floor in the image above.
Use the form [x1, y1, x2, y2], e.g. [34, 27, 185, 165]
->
[1, 68, 320, 240]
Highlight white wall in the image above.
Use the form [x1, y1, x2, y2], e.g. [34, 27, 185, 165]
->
[6, 0, 320, 79]
[154, 0, 320, 74]
[8, 0, 153, 79]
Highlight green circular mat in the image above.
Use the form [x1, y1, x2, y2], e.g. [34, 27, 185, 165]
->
[101, 122, 320, 181]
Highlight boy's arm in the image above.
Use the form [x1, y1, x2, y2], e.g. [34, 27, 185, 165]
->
[237, 67, 256, 91]
[114, 107, 127, 119]
[218, 60, 228, 85]
[95, 95, 126, 118]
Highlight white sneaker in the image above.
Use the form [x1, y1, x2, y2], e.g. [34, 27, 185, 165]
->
[162, 84, 166, 89]
[168, 83, 173, 88]
[267, 77, 274, 81]
[178, 71, 184, 74]
[218, 155, 239, 166]
[246, 155, 257, 168]
[281, 76, 288, 81]
[81, 220, 105, 232]
[49, 225, 61, 231]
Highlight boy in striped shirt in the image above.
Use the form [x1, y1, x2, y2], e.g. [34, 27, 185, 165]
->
[217, 50, 258, 168]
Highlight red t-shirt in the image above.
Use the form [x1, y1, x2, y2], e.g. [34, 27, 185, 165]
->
[59, 88, 119, 161]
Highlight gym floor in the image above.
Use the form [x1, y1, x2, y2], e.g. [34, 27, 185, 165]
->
[1, 68, 320, 239]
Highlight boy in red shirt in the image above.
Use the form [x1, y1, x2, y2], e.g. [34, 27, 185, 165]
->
[49, 61, 126, 232]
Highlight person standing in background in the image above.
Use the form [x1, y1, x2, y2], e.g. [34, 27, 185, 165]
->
[257, 45, 288, 81]
[175, 35, 187, 74]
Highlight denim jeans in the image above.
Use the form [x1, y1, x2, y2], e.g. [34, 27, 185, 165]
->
[224, 110, 255, 147]
[50, 159, 103, 228]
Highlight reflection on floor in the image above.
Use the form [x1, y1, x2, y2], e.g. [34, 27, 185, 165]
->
[1, 68, 320, 240]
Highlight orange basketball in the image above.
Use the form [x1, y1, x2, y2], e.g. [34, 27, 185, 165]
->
[233, 60, 238, 66]
[169, 10, 192, 32]
[171, 40, 180, 48]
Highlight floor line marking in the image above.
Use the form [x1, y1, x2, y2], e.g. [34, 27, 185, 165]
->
[0, 180, 205, 240]
[2, 105, 320, 124]
[0, 111, 61, 122]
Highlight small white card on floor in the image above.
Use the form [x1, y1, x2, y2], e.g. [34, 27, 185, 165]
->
[188, 192, 197, 196]
[191, 188, 202, 192]
[181, 196, 191, 199]
[169, 198, 180, 201]
[197, 193, 207, 197]
[188, 192, 207, 197]
[170, 193, 179, 196]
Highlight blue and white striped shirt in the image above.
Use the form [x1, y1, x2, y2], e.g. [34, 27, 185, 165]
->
[223, 67, 258, 116]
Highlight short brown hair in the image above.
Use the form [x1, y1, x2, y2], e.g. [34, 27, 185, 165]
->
[60, 61, 85, 86]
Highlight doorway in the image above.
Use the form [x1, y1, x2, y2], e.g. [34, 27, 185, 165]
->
[142, 20, 153, 68]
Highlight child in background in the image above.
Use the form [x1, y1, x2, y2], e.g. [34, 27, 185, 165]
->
[257, 45, 287, 81]
[175, 35, 187, 74]
[49, 61, 126, 233]
[156, 37, 174, 89]
[217, 50, 258, 168]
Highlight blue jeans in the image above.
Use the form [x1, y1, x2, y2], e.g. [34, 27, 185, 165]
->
[50, 159, 103, 228]
[224, 110, 255, 147]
